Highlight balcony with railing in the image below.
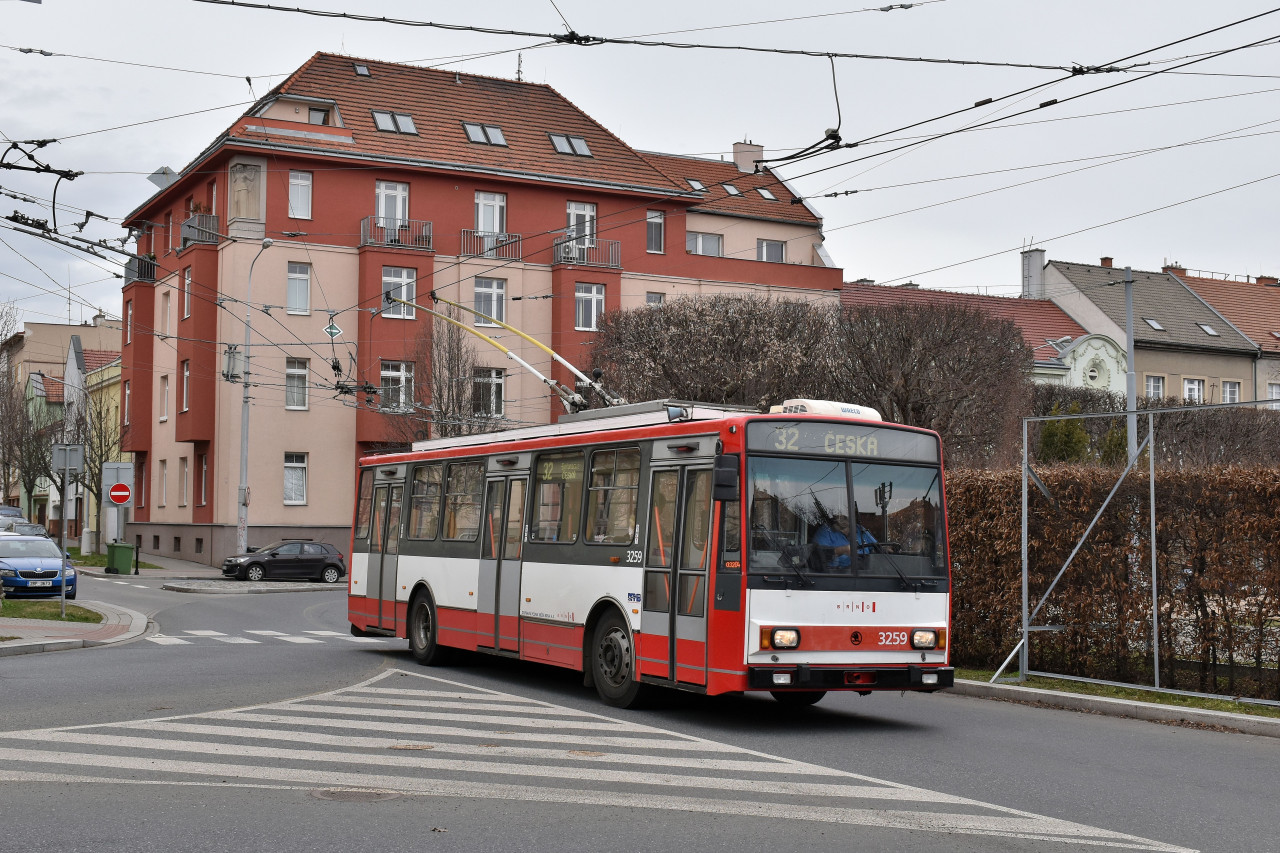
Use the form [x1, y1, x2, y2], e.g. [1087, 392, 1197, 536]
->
[552, 235, 621, 268]
[460, 229, 523, 260]
[180, 213, 220, 248]
[124, 256, 157, 284]
[361, 216, 433, 251]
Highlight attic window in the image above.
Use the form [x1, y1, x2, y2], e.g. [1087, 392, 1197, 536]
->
[373, 111, 417, 134]
[464, 123, 507, 145]
[687, 179, 705, 191]
[354, 64, 371, 77]
[758, 187, 777, 200]
[308, 108, 330, 126]
[1272, 331, 1280, 340]
[1197, 323, 1220, 336]
[1143, 318, 1165, 331]
[548, 133, 591, 156]
[724, 184, 741, 196]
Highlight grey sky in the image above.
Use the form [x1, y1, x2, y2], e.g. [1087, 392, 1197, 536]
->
[2, 0, 1278, 327]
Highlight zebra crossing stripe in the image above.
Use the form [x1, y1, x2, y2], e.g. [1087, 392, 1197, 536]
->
[146, 636, 190, 645]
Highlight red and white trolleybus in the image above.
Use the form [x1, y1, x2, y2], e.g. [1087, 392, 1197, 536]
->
[348, 398, 953, 707]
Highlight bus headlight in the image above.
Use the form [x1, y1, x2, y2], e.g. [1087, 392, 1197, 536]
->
[770, 628, 801, 649]
[911, 629, 938, 650]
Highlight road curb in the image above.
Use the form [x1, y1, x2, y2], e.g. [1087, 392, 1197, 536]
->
[160, 580, 344, 594]
[0, 599, 148, 657]
[948, 678, 1280, 738]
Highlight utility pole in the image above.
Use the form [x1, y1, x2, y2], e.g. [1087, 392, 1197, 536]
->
[1124, 266, 1137, 460]
[235, 239, 272, 556]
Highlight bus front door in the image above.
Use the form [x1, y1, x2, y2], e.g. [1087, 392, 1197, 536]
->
[478, 476, 526, 653]
[366, 482, 404, 631]
[640, 466, 713, 686]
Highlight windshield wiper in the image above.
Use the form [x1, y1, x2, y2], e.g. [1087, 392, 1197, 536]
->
[888, 561, 938, 593]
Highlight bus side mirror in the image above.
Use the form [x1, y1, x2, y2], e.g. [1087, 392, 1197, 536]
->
[713, 454, 739, 502]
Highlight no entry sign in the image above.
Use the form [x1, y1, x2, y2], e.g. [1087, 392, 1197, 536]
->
[109, 483, 132, 505]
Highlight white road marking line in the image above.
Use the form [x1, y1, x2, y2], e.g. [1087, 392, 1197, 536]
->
[256, 702, 638, 731]
[213, 637, 259, 644]
[113, 581, 130, 585]
[131, 585, 148, 588]
[338, 636, 385, 643]
[0, 745, 1192, 851]
[184, 630, 226, 637]
[245, 630, 286, 635]
[40, 731, 952, 801]
[275, 636, 324, 644]
[303, 630, 345, 636]
[309, 695, 601, 717]
[145, 636, 191, 645]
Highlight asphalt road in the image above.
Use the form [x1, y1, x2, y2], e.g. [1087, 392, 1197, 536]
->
[1, 575, 1274, 853]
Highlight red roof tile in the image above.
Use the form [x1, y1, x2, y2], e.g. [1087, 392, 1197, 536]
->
[83, 349, 120, 372]
[841, 282, 1086, 357]
[637, 152, 820, 225]
[231, 53, 687, 196]
[1179, 275, 1280, 355]
[41, 374, 65, 403]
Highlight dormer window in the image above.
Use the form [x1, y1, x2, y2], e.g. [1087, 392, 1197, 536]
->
[464, 123, 507, 145]
[758, 187, 777, 200]
[308, 108, 330, 126]
[687, 179, 705, 191]
[1143, 318, 1165, 331]
[373, 111, 417, 134]
[549, 133, 591, 156]
[354, 63, 371, 77]
[1197, 323, 1220, 336]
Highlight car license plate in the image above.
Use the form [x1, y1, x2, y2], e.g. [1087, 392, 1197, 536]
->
[28, 580, 53, 587]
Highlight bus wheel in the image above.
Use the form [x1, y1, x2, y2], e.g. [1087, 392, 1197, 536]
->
[770, 690, 826, 707]
[591, 611, 648, 708]
[408, 592, 451, 666]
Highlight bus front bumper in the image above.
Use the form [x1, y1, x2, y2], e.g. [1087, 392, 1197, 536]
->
[749, 664, 954, 691]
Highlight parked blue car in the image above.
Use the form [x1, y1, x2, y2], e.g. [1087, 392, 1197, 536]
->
[0, 535, 76, 599]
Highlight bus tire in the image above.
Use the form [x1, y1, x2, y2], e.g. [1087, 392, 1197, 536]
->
[590, 610, 649, 708]
[770, 690, 826, 707]
[408, 591, 451, 666]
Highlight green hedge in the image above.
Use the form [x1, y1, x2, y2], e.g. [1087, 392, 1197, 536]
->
[948, 467, 1280, 699]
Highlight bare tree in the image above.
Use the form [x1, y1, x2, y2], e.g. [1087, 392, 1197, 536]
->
[65, 384, 122, 550]
[592, 295, 833, 411]
[380, 308, 504, 446]
[831, 302, 1033, 468]
[13, 400, 58, 521]
[0, 302, 20, 504]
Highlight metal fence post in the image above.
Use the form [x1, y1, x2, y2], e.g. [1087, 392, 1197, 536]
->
[1020, 418, 1029, 682]
[1149, 412, 1160, 689]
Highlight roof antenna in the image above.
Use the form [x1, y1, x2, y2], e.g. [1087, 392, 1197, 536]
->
[455, 71, 461, 84]
[246, 76, 256, 99]
[517, 53, 523, 82]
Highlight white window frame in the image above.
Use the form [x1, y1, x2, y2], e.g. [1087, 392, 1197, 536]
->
[566, 201, 596, 247]
[199, 454, 207, 505]
[372, 111, 417, 134]
[179, 457, 188, 507]
[285, 358, 309, 410]
[125, 300, 132, 344]
[646, 292, 665, 307]
[474, 278, 505, 326]
[123, 380, 131, 425]
[1183, 377, 1206, 403]
[575, 282, 605, 331]
[380, 361, 414, 412]
[687, 179, 705, 191]
[160, 375, 169, 421]
[181, 361, 190, 412]
[308, 108, 329, 126]
[158, 460, 167, 507]
[1222, 380, 1241, 404]
[475, 192, 507, 235]
[758, 187, 778, 200]
[375, 181, 409, 229]
[1144, 374, 1165, 398]
[283, 452, 308, 505]
[724, 184, 741, 196]
[686, 231, 722, 257]
[464, 123, 507, 145]
[287, 262, 311, 315]
[381, 267, 415, 318]
[473, 367, 505, 417]
[1268, 382, 1280, 411]
[757, 239, 786, 263]
[182, 268, 192, 318]
[161, 291, 171, 337]
[646, 211, 664, 254]
[288, 171, 313, 219]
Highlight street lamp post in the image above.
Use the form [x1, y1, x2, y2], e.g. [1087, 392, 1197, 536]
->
[235, 238, 272, 556]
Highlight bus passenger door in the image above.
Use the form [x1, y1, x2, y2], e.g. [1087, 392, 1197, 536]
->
[479, 476, 526, 652]
[640, 466, 713, 686]
[366, 482, 403, 631]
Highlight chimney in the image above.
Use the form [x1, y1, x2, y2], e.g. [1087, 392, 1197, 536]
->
[1163, 261, 1186, 276]
[1258, 275, 1278, 286]
[733, 140, 764, 174]
[1021, 248, 1046, 298]
[92, 312, 106, 327]
[897, 282, 919, 289]
[852, 277, 875, 286]
[1100, 256, 1113, 268]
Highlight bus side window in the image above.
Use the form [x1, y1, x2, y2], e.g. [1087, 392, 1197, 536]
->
[407, 463, 442, 540]
[530, 451, 584, 543]
[354, 469, 374, 541]
[586, 447, 640, 545]
[443, 461, 484, 541]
